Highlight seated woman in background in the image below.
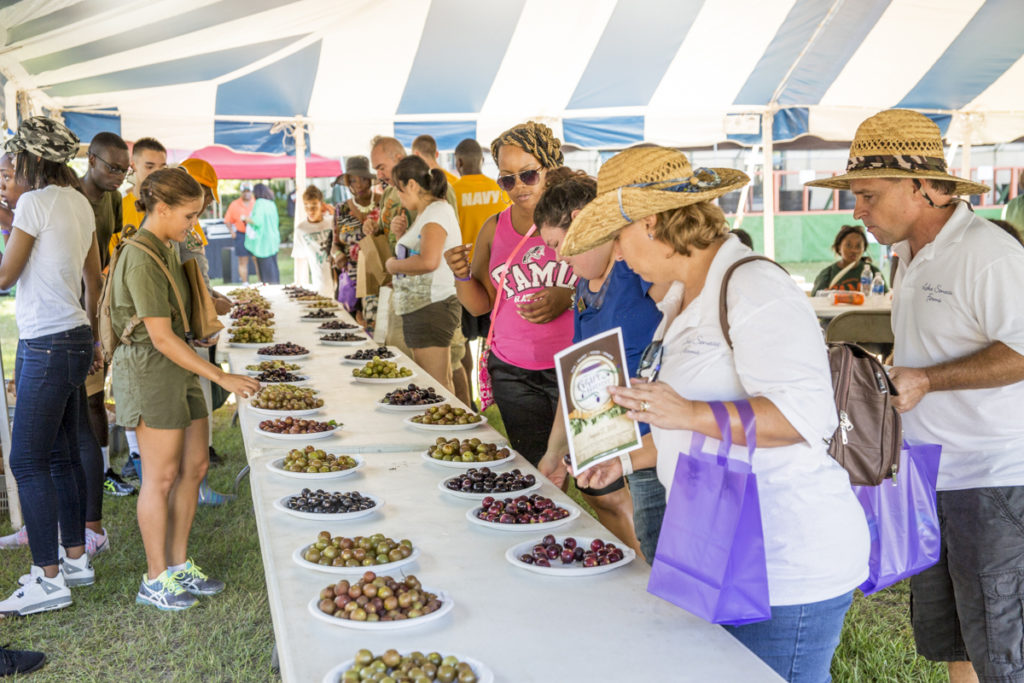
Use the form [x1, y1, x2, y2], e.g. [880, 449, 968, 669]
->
[811, 224, 886, 295]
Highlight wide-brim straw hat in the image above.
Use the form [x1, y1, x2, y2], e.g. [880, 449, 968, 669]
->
[561, 146, 749, 257]
[805, 109, 990, 196]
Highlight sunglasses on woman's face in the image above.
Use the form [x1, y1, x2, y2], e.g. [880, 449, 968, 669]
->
[637, 340, 664, 383]
[496, 168, 542, 192]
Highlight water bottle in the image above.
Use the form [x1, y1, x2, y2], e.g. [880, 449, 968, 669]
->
[871, 272, 885, 300]
[860, 264, 872, 296]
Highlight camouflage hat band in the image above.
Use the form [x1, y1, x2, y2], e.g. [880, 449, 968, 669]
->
[3, 116, 80, 164]
[846, 154, 948, 175]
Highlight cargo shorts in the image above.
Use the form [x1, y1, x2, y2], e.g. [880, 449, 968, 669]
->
[911, 486, 1024, 682]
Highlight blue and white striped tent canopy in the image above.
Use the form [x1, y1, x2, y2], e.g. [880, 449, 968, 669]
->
[1, 0, 1022, 156]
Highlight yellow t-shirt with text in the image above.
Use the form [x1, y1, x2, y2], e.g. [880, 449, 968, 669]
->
[452, 174, 509, 245]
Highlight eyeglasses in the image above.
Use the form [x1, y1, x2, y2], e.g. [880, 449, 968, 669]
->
[93, 154, 128, 176]
[496, 168, 542, 192]
[637, 340, 664, 383]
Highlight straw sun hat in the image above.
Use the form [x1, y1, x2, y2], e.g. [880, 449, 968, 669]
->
[805, 109, 990, 196]
[560, 146, 749, 257]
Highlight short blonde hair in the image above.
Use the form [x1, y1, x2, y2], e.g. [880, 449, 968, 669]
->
[652, 201, 729, 257]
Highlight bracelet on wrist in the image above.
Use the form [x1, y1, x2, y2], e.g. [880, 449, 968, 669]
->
[454, 276, 471, 282]
[618, 452, 634, 477]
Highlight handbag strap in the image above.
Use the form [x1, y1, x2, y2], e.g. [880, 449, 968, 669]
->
[125, 239, 192, 336]
[719, 256, 789, 349]
[483, 223, 537, 349]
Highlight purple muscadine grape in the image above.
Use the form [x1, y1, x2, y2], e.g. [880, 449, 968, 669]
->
[590, 539, 605, 552]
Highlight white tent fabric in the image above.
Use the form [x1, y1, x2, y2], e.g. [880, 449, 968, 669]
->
[1, 0, 1022, 156]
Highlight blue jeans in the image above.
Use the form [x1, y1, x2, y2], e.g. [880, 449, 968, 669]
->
[626, 466, 666, 564]
[256, 256, 280, 284]
[725, 590, 854, 683]
[10, 325, 93, 567]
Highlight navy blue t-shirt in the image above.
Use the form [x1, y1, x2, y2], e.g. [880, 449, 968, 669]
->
[573, 260, 663, 436]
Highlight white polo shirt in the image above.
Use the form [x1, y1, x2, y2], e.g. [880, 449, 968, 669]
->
[651, 236, 868, 606]
[892, 202, 1024, 491]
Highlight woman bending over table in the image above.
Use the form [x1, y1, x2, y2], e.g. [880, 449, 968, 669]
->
[386, 156, 463, 390]
[564, 147, 869, 683]
[443, 121, 577, 465]
[110, 168, 258, 611]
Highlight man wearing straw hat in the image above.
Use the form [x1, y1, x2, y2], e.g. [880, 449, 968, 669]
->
[808, 109, 1024, 683]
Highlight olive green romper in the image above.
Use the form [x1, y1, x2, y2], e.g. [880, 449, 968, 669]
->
[110, 228, 207, 429]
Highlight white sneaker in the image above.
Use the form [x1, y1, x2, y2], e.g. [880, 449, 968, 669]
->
[59, 548, 94, 587]
[0, 526, 28, 549]
[86, 528, 109, 558]
[0, 567, 72, 616]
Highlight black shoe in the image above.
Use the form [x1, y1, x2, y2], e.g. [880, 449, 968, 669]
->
[121, 454, 141, 481]
[0, 645, 46, 676]
[103, 468, 136, 497]
[208, 446, 223, 467]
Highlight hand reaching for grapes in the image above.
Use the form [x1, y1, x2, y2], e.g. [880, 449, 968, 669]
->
[219, 373, 260, 399]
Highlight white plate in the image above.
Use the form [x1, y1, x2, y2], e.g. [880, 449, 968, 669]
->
[420, 449, 515, 469]
[303, 302, 339, 309]
[245, 366, 302, 376]
[228, 341, 275, 348]
[273, 493, 381, 521]
[319, 338, 370, 347]
[315, 326, 362, 335]
[404, 415, 484, 432]
[466, 502, 580, 531]
[322, 651, 492, 683]
[505, 536, 636, 576]
[300, 316, 338, 323]
[376, 399, 444, 412]
[258, 375, 311, 387]
[255, 425, 342, 441]
[292, 544, 419, 575]
[352, 373, 416, 384]
[249, 404, 322, 417]
[344, 355, 397, 366]
[256, 352, 311, 361]
[437, 477, 541, 500]
[307, 591, 453, 631]
[266, 455, 364, 480]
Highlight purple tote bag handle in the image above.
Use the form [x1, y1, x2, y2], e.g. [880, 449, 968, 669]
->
[689, 400, 757, 468]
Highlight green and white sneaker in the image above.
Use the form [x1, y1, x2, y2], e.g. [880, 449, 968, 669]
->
[172, 560, 225, 596]
[136, 571, 197, 611]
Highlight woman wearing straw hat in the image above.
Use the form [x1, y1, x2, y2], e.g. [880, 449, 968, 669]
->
[566, 146, 869, 682]
[808, 109, 1024, 683]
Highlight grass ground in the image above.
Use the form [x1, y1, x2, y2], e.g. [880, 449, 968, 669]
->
[0, 253, 945, 681]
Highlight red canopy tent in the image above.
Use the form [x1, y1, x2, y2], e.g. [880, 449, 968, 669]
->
[186, 145, 342, 180]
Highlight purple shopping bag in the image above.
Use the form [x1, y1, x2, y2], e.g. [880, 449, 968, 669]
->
[648, 400, 771, 626]
[337, 272, 357, 312]
[854, 441, 942, 595]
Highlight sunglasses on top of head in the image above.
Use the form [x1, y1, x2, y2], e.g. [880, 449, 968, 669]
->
[496, 168, 542, 192]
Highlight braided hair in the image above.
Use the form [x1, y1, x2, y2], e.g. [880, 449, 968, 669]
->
[490, 121, 564, 170]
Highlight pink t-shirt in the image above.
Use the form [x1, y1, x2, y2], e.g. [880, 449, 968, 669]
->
[488, 208, 576, 370]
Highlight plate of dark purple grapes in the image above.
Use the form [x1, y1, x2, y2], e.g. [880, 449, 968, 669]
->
[273, 489, 381, 521]
[376, 384, 444, 411]
[465, 494, 580, 531]
[438, 468, 540, 500]
[342, 346, 397, 364]
[506, 535, 635, 576]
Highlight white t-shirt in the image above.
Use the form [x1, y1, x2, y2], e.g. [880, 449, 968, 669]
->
[393, 200, 460, 315]
[892, 203, 1024, 491]
[651, 236, 868, 606]
[293, 218, 333, 292]
[12, 185, 96, 339]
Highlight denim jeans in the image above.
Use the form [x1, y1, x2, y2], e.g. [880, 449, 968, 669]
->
[10, 325, 93, 567]
[256, 256, 280, 284]
[626, 466, 667, 564]
[725, 590, 854, 683]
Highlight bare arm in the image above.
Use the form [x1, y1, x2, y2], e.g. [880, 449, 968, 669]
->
[386, 223, 446, 275]
[890, 341, 1024, 412]
[444, 216, 497, 317]
[82, 235, 102, 335]
[142, 316, 259, 397]
[538, 398, 571, 487]
[0, 228, 36, 289]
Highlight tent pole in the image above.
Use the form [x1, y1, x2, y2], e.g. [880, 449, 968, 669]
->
[959, 112, 972, 185]
[761, 110, 776, 260]
[293, 116, 308, 285]
[732, 144, 759, 231]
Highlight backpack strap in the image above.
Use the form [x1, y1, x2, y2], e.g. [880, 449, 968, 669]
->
[719, 255, 790, 349]
[125, 240, 192, 337]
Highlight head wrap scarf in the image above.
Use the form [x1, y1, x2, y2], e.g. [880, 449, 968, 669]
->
[490, 121, 564, 170]
[3, 116, 80, 164]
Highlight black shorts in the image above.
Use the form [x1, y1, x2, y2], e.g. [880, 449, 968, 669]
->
[460, 306, 491, 341]
[910, 486, 1024, 681]
[402, 297, 461, 348]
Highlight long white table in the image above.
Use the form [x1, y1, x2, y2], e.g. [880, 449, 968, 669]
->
[223, 287, 782, 683]
[809, 294, 892, 320]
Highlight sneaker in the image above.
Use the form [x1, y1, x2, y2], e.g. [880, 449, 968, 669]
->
[197, 480, 234, 506]
[121, 453, 141, 481]
[0, 526, 27, 549]
[208, 446, 223, 467]
[136, 571, 197, 611]
[86, 527, 109, 558]
[103, 469, 136, 497]
[58, 548, 94, 587]
[171, 560, 224, 596]
[0, 645, 46, 675]
[0, 568, 71, 616]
